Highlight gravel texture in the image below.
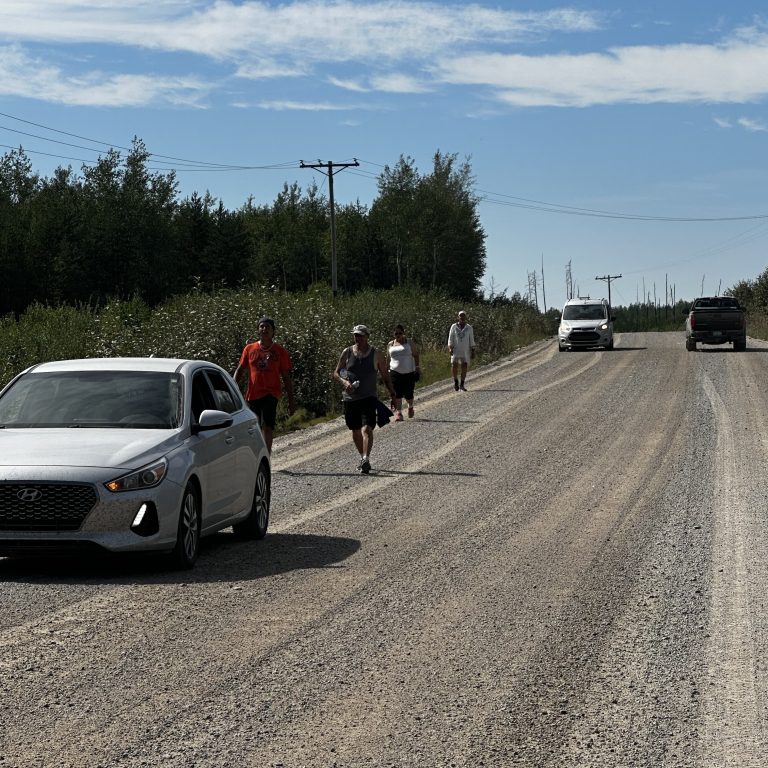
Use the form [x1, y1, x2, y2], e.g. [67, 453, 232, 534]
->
[2, 332, 768, 767]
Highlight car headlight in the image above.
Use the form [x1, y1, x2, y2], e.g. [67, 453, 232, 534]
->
[599, 322, 609, 331]
[560, 322, 571, 333]
[105, 458, 168, 493]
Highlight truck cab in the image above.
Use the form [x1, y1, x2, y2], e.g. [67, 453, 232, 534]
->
[558, 297, 615, 351]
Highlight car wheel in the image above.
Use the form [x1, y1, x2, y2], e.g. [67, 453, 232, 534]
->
[686, 338, 697, 352]
[606, 339, 614, 350]
[170, 483, 200, 569]
[734, 338, 746, 351]
[233, 461, 271, 540]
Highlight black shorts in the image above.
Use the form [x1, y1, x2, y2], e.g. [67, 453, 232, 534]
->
[247, 395, 278, 429]
[390, 370, 416, 400]
[343, 397, 377, 431]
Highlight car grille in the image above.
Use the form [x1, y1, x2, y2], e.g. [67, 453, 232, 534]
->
[569, 330, 601, 342]
[0, 483, 98, 531]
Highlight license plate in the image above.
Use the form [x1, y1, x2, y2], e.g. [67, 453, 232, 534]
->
[713, 330, 722, 336]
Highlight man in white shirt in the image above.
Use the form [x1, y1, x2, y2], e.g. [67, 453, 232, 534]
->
[447, 310, 476, 391]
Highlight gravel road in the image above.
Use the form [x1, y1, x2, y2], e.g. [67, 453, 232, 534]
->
[2, 331, 768, 768]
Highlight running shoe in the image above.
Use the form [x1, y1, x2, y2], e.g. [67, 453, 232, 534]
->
[360, 457, 371, 474]
[460, 384, 468, 391]
[394, 411, 404, 422]
[408, 406, 414, 418]
[454, 381, 459, 391]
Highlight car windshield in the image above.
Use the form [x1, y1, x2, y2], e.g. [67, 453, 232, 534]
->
[0, 370, 182, 428]
[562, 305, 607, 321]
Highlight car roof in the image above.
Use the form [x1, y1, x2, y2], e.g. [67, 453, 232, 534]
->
[563, 298, 607, 306]
[25, 358, 204, 375]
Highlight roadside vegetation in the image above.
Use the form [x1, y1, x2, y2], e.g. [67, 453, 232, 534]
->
[0, 285, 548, 433]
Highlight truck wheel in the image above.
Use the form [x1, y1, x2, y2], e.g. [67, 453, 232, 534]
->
[734, 338, 746, 351]
[686, 338, 696, 352]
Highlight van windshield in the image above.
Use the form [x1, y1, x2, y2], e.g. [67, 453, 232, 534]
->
[563, 305, 607, 321]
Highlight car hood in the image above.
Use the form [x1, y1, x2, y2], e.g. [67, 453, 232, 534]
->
[0, 429, 181, 469]
[562, 319, 608, 329]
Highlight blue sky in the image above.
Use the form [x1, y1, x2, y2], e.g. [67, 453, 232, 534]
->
[2, 1, 768, 310]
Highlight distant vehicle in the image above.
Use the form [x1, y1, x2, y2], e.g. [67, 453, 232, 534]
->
[0, 358, 271, 569]
[684, 297, 746, 351]
[558, 297, 615, 351]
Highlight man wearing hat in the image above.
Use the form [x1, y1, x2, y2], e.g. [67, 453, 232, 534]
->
[234, 316, 296, 453]
[333, 324, 396, 474]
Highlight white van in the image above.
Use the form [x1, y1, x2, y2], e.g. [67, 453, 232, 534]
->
[558, 297, 614, 351]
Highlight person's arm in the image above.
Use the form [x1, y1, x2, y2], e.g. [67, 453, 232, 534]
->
[333, 349, 355, 394]
[469, 326, 476, 357]
[411, 341, 420, 373]
[281, 371, 296, 414]
[448, 324, 455, 354]
[233, 347, 248, 386]
[376, 350, 396, 400]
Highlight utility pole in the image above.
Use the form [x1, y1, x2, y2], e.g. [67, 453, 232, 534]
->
[300, 159, 359, 298]
[541, 253, 547, 312]
[565, 260, 573, 301]
[595, 273, 622, 311]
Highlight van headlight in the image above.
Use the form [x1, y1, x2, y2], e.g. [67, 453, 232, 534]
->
[599, 323, 609, 330]
[560, 322, 571, 333]
[105, 458, 168, 492]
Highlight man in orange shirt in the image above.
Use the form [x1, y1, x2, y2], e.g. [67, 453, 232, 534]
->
[234, 317, 296, 453]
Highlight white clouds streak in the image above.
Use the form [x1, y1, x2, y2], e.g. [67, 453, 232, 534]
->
[2, 2, 768, 110]
[440, 36, 768, 107]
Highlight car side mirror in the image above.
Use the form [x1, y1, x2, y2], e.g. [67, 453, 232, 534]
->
[193, 409, 234, 434]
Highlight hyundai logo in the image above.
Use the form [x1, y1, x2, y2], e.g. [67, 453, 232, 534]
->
[17, 488, 43, 502]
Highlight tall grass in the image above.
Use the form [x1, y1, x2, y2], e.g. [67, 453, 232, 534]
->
[0, 285, 549, 425]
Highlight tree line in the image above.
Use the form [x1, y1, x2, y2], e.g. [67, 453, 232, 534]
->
[0, 142, 486, 317]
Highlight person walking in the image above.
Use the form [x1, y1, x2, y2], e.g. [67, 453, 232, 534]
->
[333, 324, 396, 474]
[448, 310, 476, 391]
[233, 316, 296, 453]
[387, 324, 420, 421]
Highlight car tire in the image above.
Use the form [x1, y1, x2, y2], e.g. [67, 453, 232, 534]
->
[686, 338, 697, 352]
[558, 343, 566, 352]
[734, 338, 746, 351]
[170, 483, 200, 569]
[233, 461, 271, 540]
[606, 339, 614, 350]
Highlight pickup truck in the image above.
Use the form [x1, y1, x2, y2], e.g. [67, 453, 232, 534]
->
[684, 296, 746, 351]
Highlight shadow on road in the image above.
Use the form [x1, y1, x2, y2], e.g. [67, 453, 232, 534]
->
[0, 531, 361, 585]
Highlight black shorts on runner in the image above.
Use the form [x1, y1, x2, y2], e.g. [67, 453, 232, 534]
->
[247, 395, 279, 429]
[343, 397, 377, 431]
[391, 370, 416, 400]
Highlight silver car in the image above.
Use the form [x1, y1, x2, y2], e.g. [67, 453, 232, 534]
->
[0, 358, 270, 569]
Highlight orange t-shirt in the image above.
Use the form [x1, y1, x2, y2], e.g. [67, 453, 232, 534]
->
[239, 341, 292, 400]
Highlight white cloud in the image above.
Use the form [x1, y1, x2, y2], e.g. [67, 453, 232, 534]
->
[713, 116, 732, 128]
[737, 116, 768, 131]
[439, 33, 768, 107]
[369, 73, 432, 94]
[256, 100, 351, 111]
[0, 44, 209, 106]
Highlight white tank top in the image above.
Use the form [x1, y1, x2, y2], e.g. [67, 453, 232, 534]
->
[388, 340, 415, 374]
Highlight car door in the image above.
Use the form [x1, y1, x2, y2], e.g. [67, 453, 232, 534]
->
[202, 368, 257, 526]
[189, 370, 241, 530]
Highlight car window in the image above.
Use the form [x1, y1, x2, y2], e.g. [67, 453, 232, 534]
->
[563, 305, 607, 321]
[191, 372, 217, 423]
[0, 371, 181, 428]
[204, 369, 240, 414]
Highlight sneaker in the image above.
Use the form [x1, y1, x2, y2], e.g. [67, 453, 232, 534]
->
[454, 380, 459, 391]
[407, 406, 414, 418]
[360, 457, 371, 474]
[394, 411, 404, 422]
[460, 383, 467, 391]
